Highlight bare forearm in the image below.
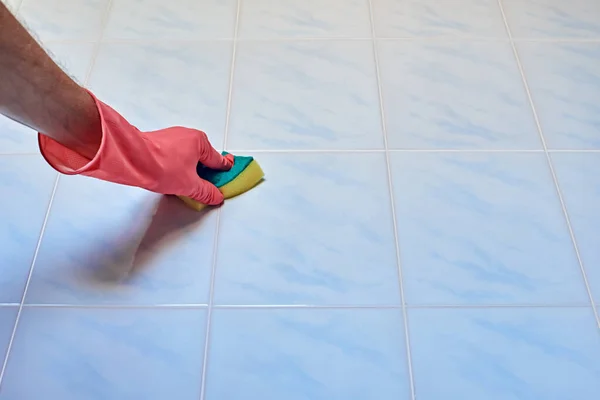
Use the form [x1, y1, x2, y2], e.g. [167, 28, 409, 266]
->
[0, 3, 101, 159]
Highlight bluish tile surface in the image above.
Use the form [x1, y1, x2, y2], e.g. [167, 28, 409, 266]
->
[88, 42, 232, 148]
[228, 41, 383, 150]
[503, 0, 600, 38]
[239, 0, 371, 38]
[378, 40, 540, 149]
[0, 156, 56, 303]
[19, 0, 109, 41]
[0, 307, 18, 363]
[552, 153, 600, 302]
[0, 308, 206, 400]
[0, 117, 36, 155]
[3, 0, 600, 395]
[409, 307, 600, 399]
[26, 176, 217, 305]
[518, 43, 600, 149]
[205, 309, 410, 400]
[105, 0, 237, 40]
[214, 153, 400, 305]
[391, 152, 586, 305]
[372, 0, 507, 38]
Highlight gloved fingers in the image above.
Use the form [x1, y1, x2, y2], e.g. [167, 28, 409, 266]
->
[197, 135, 234, 171]
[187, 177, 225, 206]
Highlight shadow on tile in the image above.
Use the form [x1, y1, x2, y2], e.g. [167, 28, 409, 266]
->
[87, 195, 215, 283]
[26, 176, 218, 305]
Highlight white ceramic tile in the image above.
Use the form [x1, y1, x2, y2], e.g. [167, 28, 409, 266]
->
[26, 176, 218, 305]
[409, 308, 600, 399]
[214, 153, 401, 306]
[205, 309, 411, 400]
[228, 41, 383, 150]
[0, 308, 207, 399]
[239, 0, 371, 38]
[373, 0, 507, 38]
[0, 155, 56, 303]
[391, 152, 586, 305]
[518, 43, 600, 149]
[105, 0, 237, 40]
[19, 0, 109, 41]
[378, 41, 541, 149]
[503, 0, 600, 38]
[88, 42, 232, 148]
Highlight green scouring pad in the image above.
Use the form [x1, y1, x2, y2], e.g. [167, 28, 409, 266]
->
[178, 152, 264, 211]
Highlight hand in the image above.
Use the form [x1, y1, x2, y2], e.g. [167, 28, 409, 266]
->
[39, 91, 233, 205]
[143, 127, 234, 204]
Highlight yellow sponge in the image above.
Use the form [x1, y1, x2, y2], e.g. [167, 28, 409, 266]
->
[178, 154, 264, 211]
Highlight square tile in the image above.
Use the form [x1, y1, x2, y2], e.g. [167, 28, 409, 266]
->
[228, 41, 383, 150]
[26, 176, 218, 305]
[19, 0, 109, 41]
[239, 0, 371, 38]
[0, 307, 18, 363]
[518, 43, 600, 149]
[88, 42, 232, 148]
[0, 308, 206, 399]
[205, 309, 410, 400]
[378, 41, 540, 149]
[552, 153, 600, 302]
[105, 0, 237, 40]
[214, 153, 400, 306]
[391, 152, 586, 305]
[0, 156, 56, 303]
[373, 0, 507, 38]
[408, 308, 600, 399]
[503, 0, 600, 38]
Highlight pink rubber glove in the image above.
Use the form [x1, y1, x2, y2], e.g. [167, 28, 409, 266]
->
[38, 91, 233, 205]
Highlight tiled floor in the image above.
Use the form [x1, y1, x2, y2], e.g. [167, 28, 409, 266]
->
[1, 0, 600, 399]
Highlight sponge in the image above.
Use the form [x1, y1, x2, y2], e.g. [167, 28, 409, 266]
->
[178, 152, 264, 211]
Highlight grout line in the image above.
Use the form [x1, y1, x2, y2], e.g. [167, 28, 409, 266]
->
[406, 303, 592, 309]
[36, 37, 600, 45]
[377, 37, 600, 42]
[15, 303, 593, 310]
[199, 2, 242, 399]
[497, 0, 600, 329]
[22, 304, 209, 309]
[226, 149, 545, 153]
[227, 148, 385, 153]
[0, 174, 59, 387]
[0, 1, 114, 387]
[82, 0, 114, 87]
[221, 0, 242, 150]
[3, 149, 600, 156]
[547, 149, 600, 153]
[198, 213, 221, 400]
[367, 1, 416, 400]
